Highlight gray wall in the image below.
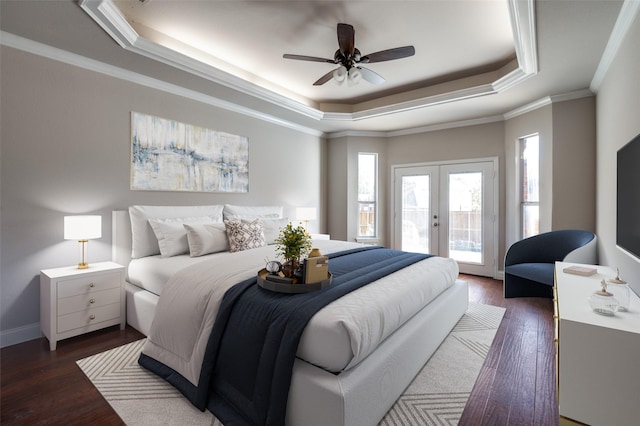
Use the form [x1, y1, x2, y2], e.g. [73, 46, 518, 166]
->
[387, 122, 506, 259]
[552, 97, 596, 231]
[504, 97, 597, 251]
[328, 102, 598, 273]
[595, 12, 640, 295]
[0, 46, 326, 346]
[504, 104, 554, 248]
[327, 135, 389, 246]
[2, 3, 637, 347]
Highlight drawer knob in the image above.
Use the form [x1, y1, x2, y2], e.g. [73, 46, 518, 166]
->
[89, 314, 96, 320]
[89, 298, 96, 304]
[89, 283, 95, 288]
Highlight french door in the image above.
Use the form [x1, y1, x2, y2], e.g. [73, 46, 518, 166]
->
[393, 159, 497, 277]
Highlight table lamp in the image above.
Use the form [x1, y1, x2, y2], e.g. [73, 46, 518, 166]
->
[64, 215, 102, 269]
[295, 207, 317, 230]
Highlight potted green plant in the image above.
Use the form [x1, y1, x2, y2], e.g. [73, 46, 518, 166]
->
[274, 223, 313, 278]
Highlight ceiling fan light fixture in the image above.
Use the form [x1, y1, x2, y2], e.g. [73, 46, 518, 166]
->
[283, 23, 414, 87]
[333, 65, 347, 84]
[348, 67, 362, 86]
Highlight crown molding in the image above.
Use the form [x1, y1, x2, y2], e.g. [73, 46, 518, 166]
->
[327, 115, 506, 139]
[508, 0, 538, 75]
[78, 0, 324, 121]
[590, 0, 640, 92]
[389, 115, 506, 137]
[3, 28, 594, 141]
[327, 87, 593, 139]
[78, 0, 538, 125]
[502, 88, 594, 120]
[503, 96, 552, 120]
[0, 31, 323, 137]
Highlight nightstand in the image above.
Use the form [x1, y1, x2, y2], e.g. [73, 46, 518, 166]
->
[40, 261, 125, 351]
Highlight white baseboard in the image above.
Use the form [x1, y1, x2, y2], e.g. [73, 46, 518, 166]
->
[1, 322, 41, 348]
[496, 270, 505, 280]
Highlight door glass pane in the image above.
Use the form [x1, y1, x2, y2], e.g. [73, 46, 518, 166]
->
[401, 175, 430, 253]
[449, 172, 482, 264]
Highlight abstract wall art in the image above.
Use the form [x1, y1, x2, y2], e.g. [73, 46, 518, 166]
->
[130, 112, 249, 192]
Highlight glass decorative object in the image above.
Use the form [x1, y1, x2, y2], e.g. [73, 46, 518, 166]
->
[608, 268, 630, 311]
[588, 279, 620, 316]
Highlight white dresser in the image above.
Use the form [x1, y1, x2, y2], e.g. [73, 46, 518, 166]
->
[40, 261, 125, 350]
[555, 261, 640, 426]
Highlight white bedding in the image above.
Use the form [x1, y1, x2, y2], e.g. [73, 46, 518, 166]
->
[128, 253, 211, 295]
[139, 240, 459, 383]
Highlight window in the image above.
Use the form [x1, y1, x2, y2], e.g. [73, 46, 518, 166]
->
[520, 135, 539, 238]
[358, 153, 377, 237]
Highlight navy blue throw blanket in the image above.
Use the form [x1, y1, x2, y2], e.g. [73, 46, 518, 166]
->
[140, 246, 430, 426]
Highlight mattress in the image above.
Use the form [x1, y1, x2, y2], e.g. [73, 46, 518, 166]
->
[131, 239, 459, 373]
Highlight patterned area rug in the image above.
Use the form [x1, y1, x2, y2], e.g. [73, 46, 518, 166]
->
[77, 302, 504, 426]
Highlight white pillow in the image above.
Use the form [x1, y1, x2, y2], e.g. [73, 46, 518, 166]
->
[223, 204, 283, 221]
[184, 223, 230, 257]
[224, 219, 266, 253]
[261, 218, 290, 244]
[149, 217, 221, 257]
[129, 205, 223, 258]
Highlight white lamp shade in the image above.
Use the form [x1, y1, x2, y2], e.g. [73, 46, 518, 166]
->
[333, 66, 347, 84]
[64, 215, 102, 240]
[295, 207, 317, 222]
[348, 68, 362, 86]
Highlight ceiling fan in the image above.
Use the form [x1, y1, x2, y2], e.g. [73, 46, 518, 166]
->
[283, 23, 415, 86]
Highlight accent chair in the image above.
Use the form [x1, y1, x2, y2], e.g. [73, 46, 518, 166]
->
[504, 229, 597, 298]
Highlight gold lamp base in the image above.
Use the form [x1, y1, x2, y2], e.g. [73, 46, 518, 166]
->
[77, 239, 90, 269]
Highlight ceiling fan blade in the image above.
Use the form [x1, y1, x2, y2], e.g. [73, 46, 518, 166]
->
[360, 46, 415, 63]
[337, 23, 355, 57]
[358, 67, 385, 85]
[283, 54, 335, 63]
[313, 69, 337, 86]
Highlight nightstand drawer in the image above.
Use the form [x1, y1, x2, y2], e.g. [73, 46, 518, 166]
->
[57, 272, 120, 298]
[57, 287, 120, 316]
[57, 303, 120, 333]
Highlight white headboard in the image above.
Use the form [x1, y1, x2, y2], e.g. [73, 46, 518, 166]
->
[112, 210, 133, 275]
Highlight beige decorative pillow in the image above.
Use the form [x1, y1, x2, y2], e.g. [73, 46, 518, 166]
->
[224, 219, 266, 252]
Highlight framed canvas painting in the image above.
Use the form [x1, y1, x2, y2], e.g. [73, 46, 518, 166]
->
[130, 112, 249, 192]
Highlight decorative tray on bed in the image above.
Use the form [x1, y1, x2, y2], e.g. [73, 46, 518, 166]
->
[257, 269, 332, 294]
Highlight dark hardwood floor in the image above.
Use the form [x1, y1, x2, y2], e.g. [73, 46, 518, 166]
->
[1, 274, 558, 425]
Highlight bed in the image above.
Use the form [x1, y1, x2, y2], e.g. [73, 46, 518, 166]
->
[112, 205, 468, 426]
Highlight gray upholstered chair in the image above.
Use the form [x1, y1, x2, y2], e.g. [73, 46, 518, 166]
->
[504, 229, 597, 298]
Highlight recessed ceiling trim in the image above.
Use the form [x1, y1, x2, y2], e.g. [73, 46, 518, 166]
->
[508, 0, 538, 75]
[0, 30, 323, 137]
[79, 0, 539, 127]
[79, 0, 137, 47]
[326, 115, 506, 139]
[349, 84, 498, 121]
[78, 0, 325, 121]
[493, 67, 531, 93]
